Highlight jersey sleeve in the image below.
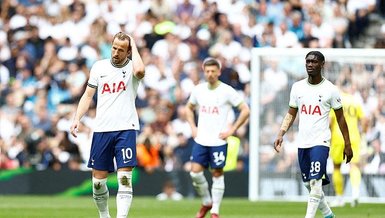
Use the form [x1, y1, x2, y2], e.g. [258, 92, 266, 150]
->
[288, 83, 298, 108]
[87, 62, 98, 88]
[356, 100, 365, 119]
[188, 86, 198, 105]
[331, 86, 343, 110]
[228, 86, 243, 107]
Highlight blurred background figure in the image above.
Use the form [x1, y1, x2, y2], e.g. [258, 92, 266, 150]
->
[329, 83, 367, 207]
[156, 180, 183, 201]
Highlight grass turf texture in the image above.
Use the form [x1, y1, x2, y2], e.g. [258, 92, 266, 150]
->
[0, 196, 384, 218]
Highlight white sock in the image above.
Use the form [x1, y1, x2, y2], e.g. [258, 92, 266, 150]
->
[116, 171, 133, 218]
[304, 182, 333, 217]
[92, 177, 110, 218]
[190, 172, 212, 205]
[352, 186, 360, 200]
[305, 179, 322, 218]
[211, 175, 225, 214]
[318, 192, 333, 217]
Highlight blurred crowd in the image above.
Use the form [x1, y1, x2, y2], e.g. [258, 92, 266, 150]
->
[1, 0, 385, 176]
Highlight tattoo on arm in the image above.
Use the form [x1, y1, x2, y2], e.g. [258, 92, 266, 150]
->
[281, 113, 294, 132]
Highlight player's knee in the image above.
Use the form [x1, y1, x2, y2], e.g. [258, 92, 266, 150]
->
[190, 172, 206, 185]
[190, 171, 203, 179]
[92, 178, 108, 199]
[211, 169, 223, 177]
[303, 181, 310, 192]
[92, 178, 107, 190]
[309, 179, 322, 196]
[117, 171, 132, 191]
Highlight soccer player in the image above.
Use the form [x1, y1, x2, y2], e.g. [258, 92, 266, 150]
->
[274, 51, 353, 218]
[70, 32, 145, 218]
[330, 83, 367, 207]
[185, 57, 250, 218]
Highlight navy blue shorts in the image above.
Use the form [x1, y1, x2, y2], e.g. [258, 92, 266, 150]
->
[190, 141, 227, 169]
[298, 145, 330, 185]
[88, 130, 137, 172]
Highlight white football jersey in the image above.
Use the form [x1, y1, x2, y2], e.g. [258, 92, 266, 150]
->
[289, 78, 342, 148]
[188, 82, 243, 146]
[88, 59, 140, 132]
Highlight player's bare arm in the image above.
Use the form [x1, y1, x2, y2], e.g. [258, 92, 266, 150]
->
[334, 108, 353, 163]
[70, 86, 96, 137]
[274, 107, 297, 153]
[361, 115, 369, 134]
[185, 102, 197, 138]
[219, 102, 250, 140]
[130, 36, 145, 80]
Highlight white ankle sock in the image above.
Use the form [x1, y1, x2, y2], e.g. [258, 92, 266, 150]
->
[211, 175, 224, 214]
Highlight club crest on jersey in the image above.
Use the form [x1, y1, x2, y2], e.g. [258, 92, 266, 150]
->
[201, 105, 219, 114]
[300, 104, 321, 115]
[101, 81, 126, 94]
[122, 71, 126, 78]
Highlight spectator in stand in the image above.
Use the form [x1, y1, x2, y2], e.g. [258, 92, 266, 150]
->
[364, 134, 385, 174]
[137, 137, 161, 173]
[346, 0, 374, 42]
[173, 132, 194, 171]
[289, 10, 304, 40]
[309, 10, 334, 48]
[136, 132, 162, 173]
[300, 22, 320, 48]
[156, 180, 183, 201]
[0, 137, 19, 169]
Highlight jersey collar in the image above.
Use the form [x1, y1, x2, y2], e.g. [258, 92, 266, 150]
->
[307, 77, 325, 86]
[110, 58, 130, 68]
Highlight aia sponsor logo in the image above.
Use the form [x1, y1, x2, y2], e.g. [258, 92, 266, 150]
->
[201, 105, 219, 114]
[101, 81, 126, 94]
[300, 104, 321, 115]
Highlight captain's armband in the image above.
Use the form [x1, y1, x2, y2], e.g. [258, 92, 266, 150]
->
[281, 113, 293, 132]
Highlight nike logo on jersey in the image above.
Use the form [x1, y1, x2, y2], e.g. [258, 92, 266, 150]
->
[100, 75, 107, 78]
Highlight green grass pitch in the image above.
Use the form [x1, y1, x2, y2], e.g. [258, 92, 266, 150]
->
[0, 196, 384, 218]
